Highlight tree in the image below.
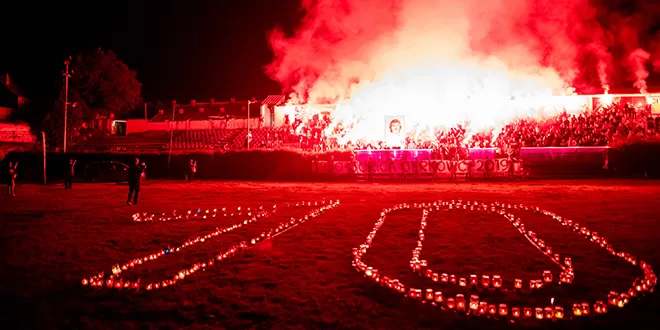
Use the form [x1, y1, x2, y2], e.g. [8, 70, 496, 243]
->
[42, 99, 84, 148]
[43, 48, 143, 147]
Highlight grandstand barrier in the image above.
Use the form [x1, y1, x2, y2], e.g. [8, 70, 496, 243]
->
[608, 138, 660, 178]
[4, 150, 314, 182]
[312, 158, 523, 179]
[5, 144, 659, 182]
[519, 146, 609, 177]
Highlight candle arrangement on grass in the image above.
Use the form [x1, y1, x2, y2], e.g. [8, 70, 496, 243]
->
[82, 199, 340, 291]
[352, 200, 656, 321]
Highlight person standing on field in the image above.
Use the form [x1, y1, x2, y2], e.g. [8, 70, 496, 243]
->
[126, 157, 146, 206]
[65, 159, 76, 189]
[6, 161, 18, 196]
[186, 159, 197, 182]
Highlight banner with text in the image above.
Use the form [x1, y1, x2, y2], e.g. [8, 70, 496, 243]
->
[313, 158, 523, 178]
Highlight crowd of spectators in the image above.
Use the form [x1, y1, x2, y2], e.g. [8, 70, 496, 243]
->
[237, 102, 660, 159]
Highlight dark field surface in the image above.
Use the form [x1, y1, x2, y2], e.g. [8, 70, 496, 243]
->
[1, 180, 659, 330]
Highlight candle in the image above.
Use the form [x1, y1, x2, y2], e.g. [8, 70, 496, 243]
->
[524, 307, 533, 318]
[459, 277, 467, 287]
[456, 294, 466, 311]
[607, 291, 619, 306]
[512, 307, 521, 318]
[426, 289, 434, 300]
[492, 275, 502, 289]
[594, 301, 608, 314]
[543, 270, 553, 283]
[498, 304, 508, 316]
[581, 302, 590, 315]
[514, 278, 522, 289]
[441, 273, 449, 283]
[450, 274, 457, 284]
[482, 275, 490, 288]
[447, 298, 456, 309]
[544, 307, 553, 319]
[535, 307, 544, 320]
[434, 291, 443, 303]
[432, 273, 439, 282]
[478, 302, 487, 315]
[408, 288, 416, 297]
[469, 274, 478, 287]
[554, 306, 564, 319]
[488, 304, 497, 315]
[469, 295, 479, 311]
[572, 303, 582, 316]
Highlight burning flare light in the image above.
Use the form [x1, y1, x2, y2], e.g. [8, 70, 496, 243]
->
[267, 0, 652, 144]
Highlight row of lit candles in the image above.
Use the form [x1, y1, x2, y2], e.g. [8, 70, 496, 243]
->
[352, 201, 656, 321]
[83, 199, 339, 291]
[411, 201, 574, 292]
[132, 206, 266, 222]
[131, 200, 326, 222]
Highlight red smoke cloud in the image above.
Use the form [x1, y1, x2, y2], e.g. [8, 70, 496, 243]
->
[265, 0, 660, 142]
[267, 0, 660, 102]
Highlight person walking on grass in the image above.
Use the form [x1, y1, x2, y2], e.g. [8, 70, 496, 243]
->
[6, 161, 18, 196]
[186, 159, 197, 182]
[126, 157, 146, 206]
[65, 159, 77, 189]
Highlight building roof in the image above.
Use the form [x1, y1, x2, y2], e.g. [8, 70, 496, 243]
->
[262, 95, 286, 106]
[150, 100, 259, 122]
[0, 73, 27, 99]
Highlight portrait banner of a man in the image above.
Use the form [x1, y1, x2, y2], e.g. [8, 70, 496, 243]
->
[385, 115, 405, 147]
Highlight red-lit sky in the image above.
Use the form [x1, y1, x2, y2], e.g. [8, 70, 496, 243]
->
[2, 0, 660, 103]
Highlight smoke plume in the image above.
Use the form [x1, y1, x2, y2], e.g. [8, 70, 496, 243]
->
[626, 48, 651, 93]
[268, 0, 660, 103]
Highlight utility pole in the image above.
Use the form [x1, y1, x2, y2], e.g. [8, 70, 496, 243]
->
[42, 132, 47, 184]
[247, 99, 257, 150]
[168, 100, 176, 172]
[63, 57, 71, 153]
[247, 100, 251, 150]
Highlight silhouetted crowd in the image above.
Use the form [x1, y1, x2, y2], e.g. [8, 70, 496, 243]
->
[247, 102, 659, 160]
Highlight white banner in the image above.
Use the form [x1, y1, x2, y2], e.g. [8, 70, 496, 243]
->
[384, 116, 405, 147]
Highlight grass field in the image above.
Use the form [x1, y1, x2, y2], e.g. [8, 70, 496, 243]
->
[1, 180, 659, 329]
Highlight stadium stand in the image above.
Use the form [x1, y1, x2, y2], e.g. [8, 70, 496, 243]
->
[73, 131, 171, 153]
[170, 129, 242, 150]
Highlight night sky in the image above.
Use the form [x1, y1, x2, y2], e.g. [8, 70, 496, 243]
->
[1, 0, 303, 102]
[3, 0, 660, 104]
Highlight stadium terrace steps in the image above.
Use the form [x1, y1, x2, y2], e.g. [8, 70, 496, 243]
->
[73, 131, 171, 152]
[169, 129, 242, 150]
[72, 128, 301, 152]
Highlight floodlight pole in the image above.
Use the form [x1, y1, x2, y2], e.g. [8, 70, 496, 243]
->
[247, 100, 252, 150]
[63, 58, 71, 153]
[168, 100, 176, 172]
[247, 100, 255, 150]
